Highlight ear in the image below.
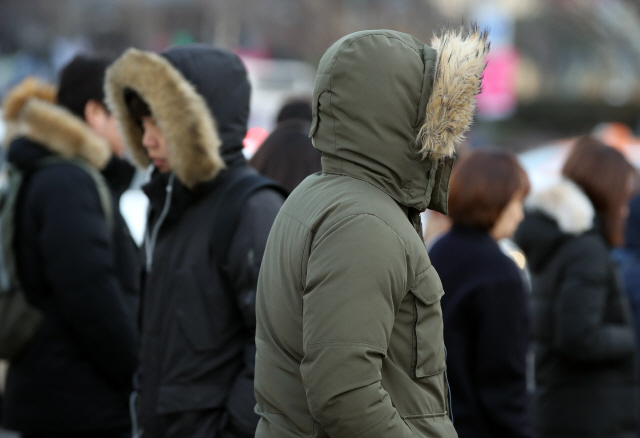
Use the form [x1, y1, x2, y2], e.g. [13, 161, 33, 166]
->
[84, 100, 107, 130]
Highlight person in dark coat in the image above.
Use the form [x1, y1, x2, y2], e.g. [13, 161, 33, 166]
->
[429, 150, 532, 438]
[1, 77, 138, 437]
[57, 54, 141, 322]
[515, 136, 638, 438]
[105, 45, 285, 438]
[250, 98, 321, 194]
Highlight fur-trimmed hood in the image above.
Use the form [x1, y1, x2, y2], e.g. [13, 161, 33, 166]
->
[2, 77, 111, 169]
[514, 178, 596, 272]
[311, 27, 489, 212]
[105, 44, 251, 189]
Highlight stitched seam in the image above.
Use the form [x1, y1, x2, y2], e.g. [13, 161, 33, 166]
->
[280, 209, 313, 230]
[306, 341, 386, 351]
[403, 412, 448, 419]
[313, 213, 405, 253]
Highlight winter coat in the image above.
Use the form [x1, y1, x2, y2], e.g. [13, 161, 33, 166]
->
[429, 225, 532, 438]
[249, 119, 321, 194]
[106, 45, 285, 438]
[255, 29, 489, 438]
[514, 178, 638, 438]
[2, 97, 138, 433]
[613, 193, 640, 361]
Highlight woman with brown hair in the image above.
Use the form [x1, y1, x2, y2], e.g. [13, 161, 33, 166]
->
[514, 136, 638, 438]
[429, 149, 532, 438]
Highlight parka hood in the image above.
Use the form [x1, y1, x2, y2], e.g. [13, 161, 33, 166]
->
[515, 178, 595, 272]
[311, 27, 489, 212]
[2, 77, 111, 170]
[106, 44, 250, 189]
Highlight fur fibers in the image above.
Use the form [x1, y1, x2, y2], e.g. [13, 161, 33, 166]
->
[2, 78, 110, 169]
[526, 178, 595, 235]
[105, 48, 225, 189]
[417, 25, 490, 159]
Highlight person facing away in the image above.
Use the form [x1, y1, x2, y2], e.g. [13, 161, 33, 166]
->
[254, 27, 489, 438]
[514, 136, 638, 438]
[1, 76, 138, 436]
[428, 150, 533, 438]
[105, 44, 285, 438]
[249, 98, 321, 194]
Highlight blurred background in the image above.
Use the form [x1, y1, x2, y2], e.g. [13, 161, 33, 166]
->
[1, 0, 640, 153]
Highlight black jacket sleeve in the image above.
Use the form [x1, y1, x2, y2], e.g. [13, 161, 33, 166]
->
[553, 236, 635, 362]
[36, 165, 138, 389]
[224, 188, 284, 437]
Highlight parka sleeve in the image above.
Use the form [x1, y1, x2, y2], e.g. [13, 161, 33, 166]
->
[300, 214, 415, 438]
[553, 237, 635, 362]
[37, 166, 137, 390]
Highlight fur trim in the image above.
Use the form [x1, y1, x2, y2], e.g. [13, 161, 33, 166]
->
[526, 178, 595, 235]
[105, 48, 225, 188]
[15, 99, 111, 169]
[417, 24, 490, 159]
[2, 77, 57, 146]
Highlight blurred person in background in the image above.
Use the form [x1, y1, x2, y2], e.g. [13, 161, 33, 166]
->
[515, 136, 638, 438]
[106, 44, 285, 438]
[429, 149, 532, 438]
[254, 27, 489, 438]
[2, 75, 138, 437]
[57, 54, 141, 324]
[249, 97, 321, 194]
[612, 189, 640, 437]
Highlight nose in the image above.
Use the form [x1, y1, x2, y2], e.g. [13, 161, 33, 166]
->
[141, 125, 156, 150]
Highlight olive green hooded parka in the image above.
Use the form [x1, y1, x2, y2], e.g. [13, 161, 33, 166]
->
[255, 28, 489, 438]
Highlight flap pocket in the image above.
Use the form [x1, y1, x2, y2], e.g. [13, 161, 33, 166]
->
[412, 265, 446, 378]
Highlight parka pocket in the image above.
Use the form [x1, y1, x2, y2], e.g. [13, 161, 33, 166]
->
[411, 265, 446, 378]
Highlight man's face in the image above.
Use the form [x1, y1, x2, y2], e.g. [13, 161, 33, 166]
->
[84, 100, 127, 158]
[141, 116, 171, 173]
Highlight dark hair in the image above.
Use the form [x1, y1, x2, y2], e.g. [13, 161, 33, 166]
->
[57, 55, 111, 119]
[562, 136, 636, 246]
[124, 88, 152, 127]
[448, 149, 530, 231]
[276, 97, 312, 124]
[250, 119, 321, 194]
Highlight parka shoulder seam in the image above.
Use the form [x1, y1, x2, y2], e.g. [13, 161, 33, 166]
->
[313, 213, 408, 255]
[306, 340, 386, 353]
[279, 209, 313, 230]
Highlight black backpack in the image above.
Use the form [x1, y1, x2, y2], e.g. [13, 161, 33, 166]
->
[0, 157, 113, 360]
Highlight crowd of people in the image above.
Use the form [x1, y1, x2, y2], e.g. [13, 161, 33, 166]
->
[0, 22, 639, 438]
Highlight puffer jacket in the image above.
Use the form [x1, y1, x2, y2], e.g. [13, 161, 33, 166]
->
[514, 178, 638, 438]
[2, 88, 137, 434]
[106, 45, 285, 438]
[255, 28, 489, 438]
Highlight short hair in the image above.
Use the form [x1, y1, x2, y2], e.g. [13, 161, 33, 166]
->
[124, 88, 152, 127]
[448, 149, 530, 231]
[562, 135, 636, 246]
[57, 55, 111, 119]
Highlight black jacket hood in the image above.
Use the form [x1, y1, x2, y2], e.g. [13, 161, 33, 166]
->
[106, 44, 251, 188]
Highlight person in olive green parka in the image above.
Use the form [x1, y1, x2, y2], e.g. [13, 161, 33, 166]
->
[254, 27, 489, 438]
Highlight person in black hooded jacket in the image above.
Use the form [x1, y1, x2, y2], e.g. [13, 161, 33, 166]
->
[105, 45, 285, 438]
[1, 77, 138, 437]
[514, 136, 638, 438]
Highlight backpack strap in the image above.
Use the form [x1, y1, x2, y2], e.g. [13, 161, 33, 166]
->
[34, 156, 114, 232]
[210, 167, 286, 271]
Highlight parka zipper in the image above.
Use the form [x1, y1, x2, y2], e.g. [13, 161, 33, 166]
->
[144, 173, 175, 272]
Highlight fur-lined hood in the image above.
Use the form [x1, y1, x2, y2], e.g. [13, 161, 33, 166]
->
[105, 45, 251, 189]
[2, 77, 111, 169]
[514, 178, 596, 272]
[311, 27, 489, 212]
[525, 178, 595, 235]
